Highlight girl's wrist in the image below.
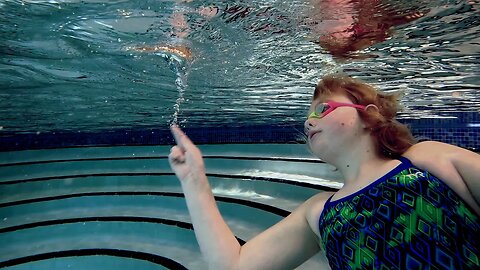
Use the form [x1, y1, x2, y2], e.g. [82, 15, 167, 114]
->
[181, 173, 210, 191]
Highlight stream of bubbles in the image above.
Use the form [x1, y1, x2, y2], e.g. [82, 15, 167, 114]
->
[158, 52, 190, 127]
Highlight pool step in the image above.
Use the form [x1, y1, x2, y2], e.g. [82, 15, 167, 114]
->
[0, 144, 334, 269]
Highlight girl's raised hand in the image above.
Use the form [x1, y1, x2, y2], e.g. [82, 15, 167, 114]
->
[168, 125, 206, 183]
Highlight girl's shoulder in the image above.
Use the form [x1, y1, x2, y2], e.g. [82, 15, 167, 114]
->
[403, 140, 477, 169]
[403, 141, 480, 215]
[402, 141, 462, 184]
[403, 140, 454, 167]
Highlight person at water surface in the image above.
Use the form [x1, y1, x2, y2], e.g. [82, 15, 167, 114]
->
[168, 75, 480, 269]
[127, 0, 218, 61]
[127, 0, 480, 61]
[129, 0, 429, 61]
[307, 0, 429, 58]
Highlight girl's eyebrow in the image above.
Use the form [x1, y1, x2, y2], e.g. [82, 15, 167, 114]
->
[313, 100, 329, 106]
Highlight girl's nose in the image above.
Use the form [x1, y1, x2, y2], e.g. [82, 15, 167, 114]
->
[304, 118, 315, 133]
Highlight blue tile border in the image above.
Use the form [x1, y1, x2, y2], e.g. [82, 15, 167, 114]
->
[0, 112, 478, 152]
[0, 126, 301, 152]
[401, 111, 480, 151]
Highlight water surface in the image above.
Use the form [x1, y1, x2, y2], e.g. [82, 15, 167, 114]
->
[0, 0, 479, 134]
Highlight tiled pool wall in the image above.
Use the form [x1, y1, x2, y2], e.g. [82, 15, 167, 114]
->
[0, 112, 478, 152]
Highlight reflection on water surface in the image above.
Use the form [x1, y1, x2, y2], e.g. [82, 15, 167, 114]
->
[0, 0, 479, 133]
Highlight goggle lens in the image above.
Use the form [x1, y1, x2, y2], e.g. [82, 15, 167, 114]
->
[309, 103, 330, 119]
[307, 101, 367, 119]
[315, 104, 330, 115]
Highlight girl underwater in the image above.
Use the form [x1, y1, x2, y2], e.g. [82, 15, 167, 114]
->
[168, 75, 480, 270]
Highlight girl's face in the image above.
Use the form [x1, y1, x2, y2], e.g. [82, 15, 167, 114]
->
[304, 93, 366, 161]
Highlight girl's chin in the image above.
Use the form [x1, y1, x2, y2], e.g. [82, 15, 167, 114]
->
[308, 144, 325, 157]
[308, 133, 322, 146]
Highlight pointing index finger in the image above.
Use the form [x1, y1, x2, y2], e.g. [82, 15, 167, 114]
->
[170, 125, 192, 150]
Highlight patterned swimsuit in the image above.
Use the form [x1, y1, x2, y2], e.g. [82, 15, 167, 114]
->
[318, 157, 480, 270]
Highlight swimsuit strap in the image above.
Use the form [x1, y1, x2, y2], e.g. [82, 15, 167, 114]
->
[319, 193, 336, 222]
[325, 193, 335, 204]
[397, 156, 412, 167]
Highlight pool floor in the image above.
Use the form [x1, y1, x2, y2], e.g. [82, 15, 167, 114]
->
[0, 144, 339, 269]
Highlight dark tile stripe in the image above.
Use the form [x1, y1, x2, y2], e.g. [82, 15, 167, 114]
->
[0, 155, 321, 167]
[0, 172, 337, 191]
[0, 191, 291, 217]
[0, 248, 189, 269]
[0, 216, 194, 233]
[0, 216, 246, 246]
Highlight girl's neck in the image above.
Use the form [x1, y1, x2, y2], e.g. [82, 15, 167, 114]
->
[330, 138, 396, 189]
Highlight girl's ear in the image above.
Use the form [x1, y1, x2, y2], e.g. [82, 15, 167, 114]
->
[365, 104, 379, 112]
[362, 104, 380, 130]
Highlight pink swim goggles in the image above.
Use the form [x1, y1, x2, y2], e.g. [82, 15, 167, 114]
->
[308, 101, 367, 119]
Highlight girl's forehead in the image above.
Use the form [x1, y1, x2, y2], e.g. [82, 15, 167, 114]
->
[311, 93, 351, 104]
[310, 97, 327, 107]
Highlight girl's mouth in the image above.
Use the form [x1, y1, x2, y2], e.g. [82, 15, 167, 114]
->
[309, 131, 322, 140]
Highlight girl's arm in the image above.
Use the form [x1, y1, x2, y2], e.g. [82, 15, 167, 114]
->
[447, 143, 480, 205]
[168, 126, 320, 270]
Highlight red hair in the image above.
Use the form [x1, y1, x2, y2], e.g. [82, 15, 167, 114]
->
[313, 75, 416, 157]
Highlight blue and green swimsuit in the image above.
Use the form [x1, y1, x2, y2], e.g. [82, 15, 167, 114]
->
[318, 156, 480, 270]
